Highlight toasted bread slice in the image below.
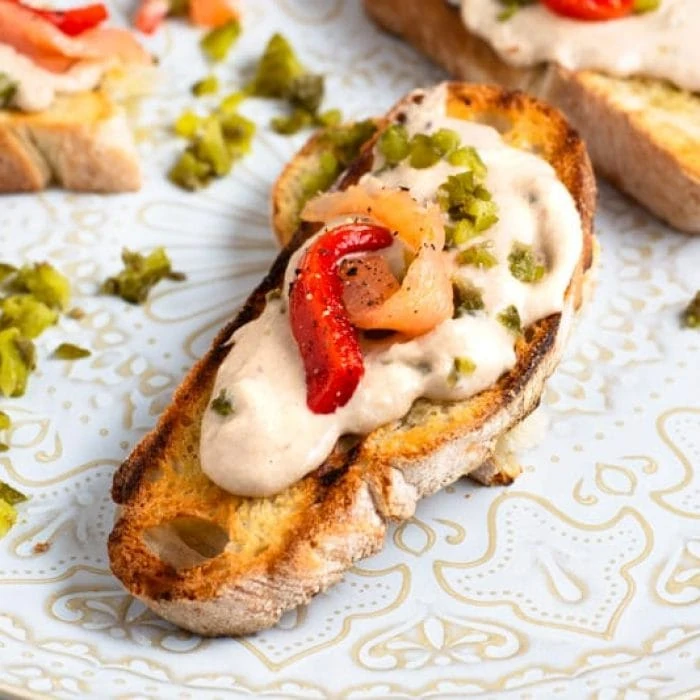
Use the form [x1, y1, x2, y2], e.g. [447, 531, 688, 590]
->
[364, 0, 700, 234]
[0, 91, 141, 193]
[108, 82, 596, 636]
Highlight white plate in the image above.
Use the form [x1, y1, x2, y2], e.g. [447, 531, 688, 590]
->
[1, 2, 699, 698]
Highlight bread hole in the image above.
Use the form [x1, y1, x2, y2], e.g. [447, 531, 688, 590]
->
[143, 516, 230, 570]
[474, 113, 513, 134]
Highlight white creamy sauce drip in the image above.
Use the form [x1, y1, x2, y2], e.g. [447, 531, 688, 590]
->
[460, 0, 700, 93]
[0, 43, 108, 112]
[200, 84, 582, 498]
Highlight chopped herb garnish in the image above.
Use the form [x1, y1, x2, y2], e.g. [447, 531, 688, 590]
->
[0, 328, 35, 398]
[453, 278, 485, 316]
[0, 73, 17, 109]
[211, 389, 234, 416]
[447, 356, 476, 386]
[508, 242, 545, 283]
[200, 20, 241, 62]
[52, 343, 91, 360]
[681, 291, 700, 329]
[498, 305, 522, 335]
[10, 263, 70, 310]
[457, 243, 498, 269]
[378, 124, 410, 166]
[0, 295, 57, 339]
[192, 75, 220, 97]
[0, 481, 26, 506]
[101, 248, 185, 305]
[408, 133, 442, 169]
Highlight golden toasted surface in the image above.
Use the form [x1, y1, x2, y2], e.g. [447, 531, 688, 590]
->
[0, 91, 140, 193]
[364, 0, 700, 232]
[109, 82, 595, 636]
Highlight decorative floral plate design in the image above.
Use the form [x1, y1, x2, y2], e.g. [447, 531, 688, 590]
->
[0, 1, 698, 698]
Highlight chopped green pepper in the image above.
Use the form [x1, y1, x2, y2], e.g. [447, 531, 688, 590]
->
[288, 74, 324, 114]
[378, 124, 410, 166]
[169, 148, 212, 191]
[211, 388, 234, 416]
[317, 109, 342, 127]
[0, 481, 27, 506]
[219, 91, 246, 114]
[456, 243, 498, 269]
[452, 278, 485, 316]
[11, 263, 70, 310]
[174, 110, 202, 139]
[52, 343, 91, 360]
[0, 411, 9, 431]
[508, 242, 545, 283]
[0, 499, 16, 539]
[447, 146, 487, 178]
[200, 20, 241, 62]
[0, 295, 57, 339]
[446, 219, 481, 247]
[497, 305, 522, 335]
[431, 128, 460, 157]
[192, 75, 219, 97]
[0, 328, 36, 398]
[248, 33, 305, 99]
[0, 73, 17, 109]
[438, 173, 498, 233]
[0, 263, 17, 284]
[409, 133, 442, 169]
[271, 108, 314, 135]
[101, 248, 185, 305]
[447, 356, 476, 386]
[633, 0, 660, 12]
[681, 291, 700, 329]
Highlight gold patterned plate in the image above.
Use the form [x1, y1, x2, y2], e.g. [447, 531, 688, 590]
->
[1, 2, 699, 698]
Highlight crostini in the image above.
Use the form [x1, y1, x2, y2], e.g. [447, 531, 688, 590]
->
[365, 0, 700, 234]
[0, 0, 152, 193]
[109, 82, 596, 636]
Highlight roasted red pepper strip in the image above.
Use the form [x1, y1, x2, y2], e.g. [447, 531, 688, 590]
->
[9, 1, 109, 35]
[541, 0, 633, 20]
[289, 223, 394, 415]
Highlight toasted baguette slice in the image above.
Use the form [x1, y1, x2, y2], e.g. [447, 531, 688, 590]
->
[364, 0, 700, 234]
[0, 91, 141, 193]
[108, 83, 596, 636]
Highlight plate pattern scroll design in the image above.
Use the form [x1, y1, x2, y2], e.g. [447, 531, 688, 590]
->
[0, 0, 699, 698]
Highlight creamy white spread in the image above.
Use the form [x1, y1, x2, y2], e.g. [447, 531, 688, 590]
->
[460, 0, 700, 93]
[0, 43, 108, 112]
[200, 84, 583, 498]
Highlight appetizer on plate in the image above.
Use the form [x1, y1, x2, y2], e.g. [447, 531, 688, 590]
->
[0, 0, 152, 193]
[108, 82, 596, 636]
[365, 0, 700, 233]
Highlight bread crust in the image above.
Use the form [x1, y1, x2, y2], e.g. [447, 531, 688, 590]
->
[364, 0, 700, 233]
[0, 91, 141, 193]
[109, 83, 596, 636]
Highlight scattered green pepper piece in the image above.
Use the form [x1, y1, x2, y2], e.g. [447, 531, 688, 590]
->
[508, 242, 545, 283]
[248, 33, 305, 99]
[200, 20, 241, 62]
[498, 305, 522, 335]
[438, 173, 499, 234]
[0, 73, 17, 109]
[0, 481, 26, 506]
[11, 263, 70, 310]
[0, 263, 17, 284]
[0, 296, 57, 339]
[192, 75, 219, 97]
[288, 74, 324, 114]
[431, 128, 460, 157]
[220, 112, 256, 153]
[52, 343, 91, 360]
[194, 117, 232, 176]
[211, 388, 234, 416]
[271, 108, 314, 135]
[0, 328, 36, 398]
[457, 243, 498, 269]
[378, 124, 410, 166]
[447, 356, 477, 387]
[169, 148, 212, 191]
[409, 133, 442, 169]
[0, 499, 16, 539]
[0, 411, 9, 431]
[174, 111, 202, 138]
[681, 291, 700, 329]
[101, 248, 185, 305]
[633, 0, 660, 13]
[446, 219, 481, 247]
[452, 278, 484, 316]
[317, 109, 342, 127]
[447, 146, 487, 178]
[219, 91, 246, 114]
[497, 0, 535, 22]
